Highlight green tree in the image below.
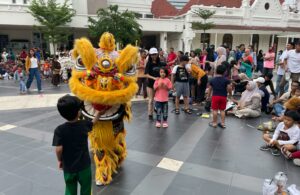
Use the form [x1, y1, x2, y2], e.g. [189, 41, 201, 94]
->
[191, 9, 216, 49]
[88, 5, 142, 48]
[28, 0, 76, 54]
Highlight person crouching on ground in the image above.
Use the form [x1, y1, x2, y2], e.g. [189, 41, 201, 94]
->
[52, 95, 102, 195]
[260, 110, 300, 156]
[171, 55, 192, 115]
[207, 65, 232, 128]
[154, 67, 172, 128]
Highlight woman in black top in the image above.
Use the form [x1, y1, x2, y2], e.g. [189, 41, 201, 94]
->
[145, 48, 166, 120]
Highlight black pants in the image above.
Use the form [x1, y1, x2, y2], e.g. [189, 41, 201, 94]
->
[155, 101, 168, 122]
[137, 77, 147, 98]
[196, 75, 208, 102]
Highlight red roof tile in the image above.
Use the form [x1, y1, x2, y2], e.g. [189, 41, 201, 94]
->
[151, 0, 179, 18]
[152, 0, 286, 17]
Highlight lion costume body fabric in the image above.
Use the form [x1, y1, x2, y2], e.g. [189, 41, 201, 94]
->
[69, 32, 138, 185]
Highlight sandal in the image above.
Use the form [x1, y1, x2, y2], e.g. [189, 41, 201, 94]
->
[281, 147, 292, 159]
[175, 109, 180, 115]
[184, 109, 192, 114]
[209, 122, 217, 128]
[218, 123, 226, 129]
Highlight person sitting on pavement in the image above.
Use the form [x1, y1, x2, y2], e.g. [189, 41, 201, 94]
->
[272, 87, 300, 122]
[260, 110, 300, 156]
[254, 77, 270, 113]
[230, 81, 261, 118]
[263, 72, 276, 98]
[270, 81, 300, 117]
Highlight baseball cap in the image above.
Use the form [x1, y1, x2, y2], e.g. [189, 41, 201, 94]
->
[254, 77, 265, 84]
[149, 48, 158, 55]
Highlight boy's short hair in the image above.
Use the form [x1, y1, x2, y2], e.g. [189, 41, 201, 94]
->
[216, 65, 226, 75]
[264, 72, 273, 80]
[57, 95, 82, 121]
[284, 110, 300, 122]
[180, 55, 189, 62]
[160, 67, 169, 76]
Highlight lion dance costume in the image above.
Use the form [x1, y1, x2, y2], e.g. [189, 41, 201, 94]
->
[69, 32, 138, 184]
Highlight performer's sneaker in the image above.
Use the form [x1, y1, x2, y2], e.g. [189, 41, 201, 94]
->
[96, 180, 104, 186]
[155, 121, 161, 128]
[162, 121, 168, 128]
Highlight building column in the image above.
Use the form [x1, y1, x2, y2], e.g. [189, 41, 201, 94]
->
[160, 32, 167, 51]
[214, 33, 218, 47]
[271, 34, 275, 46]
[286, 36, 289, 44]
[250, 34, 253, 45]
[184, 39, 192, 53]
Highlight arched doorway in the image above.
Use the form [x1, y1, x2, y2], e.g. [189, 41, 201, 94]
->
[252, 34, 259, 52]
[222, 34, 233, 49]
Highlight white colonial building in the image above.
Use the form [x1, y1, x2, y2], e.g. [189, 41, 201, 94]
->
[0, 0, 299, 53]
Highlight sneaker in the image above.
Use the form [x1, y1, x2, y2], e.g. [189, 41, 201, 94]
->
[293, 159, 300, 166]
[162, 121, 168, 128]
[260, 144, 271, 151]
[96, 180, 104, 186]
[149, 115, 153, 120]
[155, 121, 161, 128]
[38, 90, 44, 93]
[271, 148, 281, 156]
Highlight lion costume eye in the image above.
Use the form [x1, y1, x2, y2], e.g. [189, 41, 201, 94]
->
[102, 60, 111, 69]
[75, 56, 86, 71]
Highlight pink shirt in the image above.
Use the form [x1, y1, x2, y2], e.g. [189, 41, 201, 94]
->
[264, 52, 275, 68]
[154, 78, 172, 102]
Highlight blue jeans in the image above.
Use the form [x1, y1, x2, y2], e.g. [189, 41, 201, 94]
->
[155, 101, 168, 122]
[19, 80, 26, 92]
[273, 103, 285, 116]
[26, 68, 42, 91]
[275, 75, 288, 96]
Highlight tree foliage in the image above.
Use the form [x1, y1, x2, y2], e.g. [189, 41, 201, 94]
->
[28, 0, 76, 44]
[191, 9, 216, 48]
[88, 5, 142, 47]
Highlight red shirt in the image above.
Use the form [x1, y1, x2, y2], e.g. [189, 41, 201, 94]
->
[167, 52, 177, 66]
[154, 78, 172, 102]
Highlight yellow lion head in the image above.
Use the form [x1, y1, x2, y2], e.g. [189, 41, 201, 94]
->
[69, 32, 138, 121]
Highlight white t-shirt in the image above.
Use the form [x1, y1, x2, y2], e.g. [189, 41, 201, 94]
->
[285, 50, 300, 73]
[30, 57, 38, 68]
[271, 122, 300, 145]
[277, 50, 288, 75]
[171, 64, 191, 74]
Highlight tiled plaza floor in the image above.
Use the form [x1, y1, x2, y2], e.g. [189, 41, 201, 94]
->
[0, 79, 299, 195]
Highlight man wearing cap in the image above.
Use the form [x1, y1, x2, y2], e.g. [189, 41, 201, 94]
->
[254, 77, 270, 112]
[145, 47, 166, 120]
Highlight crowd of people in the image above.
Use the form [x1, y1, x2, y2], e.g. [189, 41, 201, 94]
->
[0, 47, 74, 94]
[138, 41, 300, 167]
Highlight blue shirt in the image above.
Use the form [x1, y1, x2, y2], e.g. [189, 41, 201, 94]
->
[209, 76, 230, 97]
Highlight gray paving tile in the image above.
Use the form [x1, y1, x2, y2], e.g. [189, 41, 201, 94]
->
[200, 180, 229, 194]
[0, 153, 15, 165]
[228, 186, 261, 195]
[164, 173, 204, 195]
[18, 149, 49, 162]
[97, 186, 130, 195]
[1, 146, 32, 158]
[3, 180, 64, 195]
[0, 173, 23, 192]
[131, 168, 177, 195]
[0, 157, 30, 173]
[13, 162, 64, 189]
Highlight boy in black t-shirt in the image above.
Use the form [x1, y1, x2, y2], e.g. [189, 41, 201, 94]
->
[52, 95, 101, 195]
[207, 65, 232, 128]
[171, 55, 192, 114]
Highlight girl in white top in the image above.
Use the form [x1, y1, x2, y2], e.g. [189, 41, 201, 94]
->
[25, 49, 42, 92]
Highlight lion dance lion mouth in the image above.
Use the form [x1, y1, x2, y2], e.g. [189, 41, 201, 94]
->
[69, 32, 138, 184]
